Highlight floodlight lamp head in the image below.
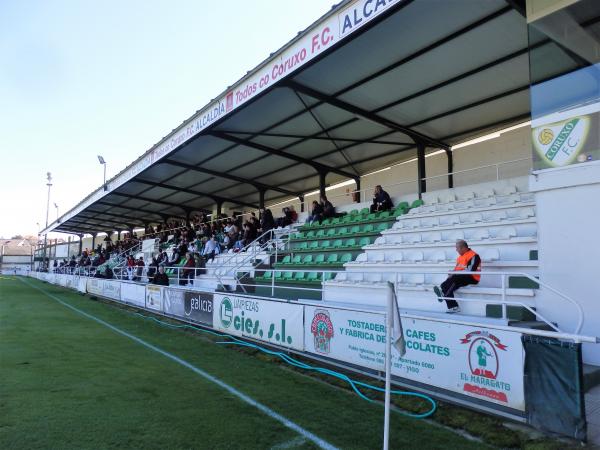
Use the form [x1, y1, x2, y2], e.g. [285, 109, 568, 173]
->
[46, 172, 52, 182]
[97, 155, 106, 164]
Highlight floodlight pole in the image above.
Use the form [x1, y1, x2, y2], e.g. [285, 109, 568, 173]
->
[44, 173, 53, 271]
[98, 155, 107, 191]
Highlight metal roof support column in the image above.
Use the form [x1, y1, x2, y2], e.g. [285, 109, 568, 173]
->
[354, 177, 361, 203]
[259, 190, 266, 209]
[319, 171, 327, 199]
[299, 195, 305, 213]
[417, 143, 427, 199]
[78, 234, 83, 255]
[91, 233, 97, 251]
[446, 149, 454, 189]
[216, 201, 223, 218]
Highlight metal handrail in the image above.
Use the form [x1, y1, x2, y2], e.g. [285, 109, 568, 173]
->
[233, 268, 583, 336]
[213, 229, 283, 292]
[325, 157, 532, 203]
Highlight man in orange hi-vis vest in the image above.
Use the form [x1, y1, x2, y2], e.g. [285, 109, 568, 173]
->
[433, 239, 481, 313]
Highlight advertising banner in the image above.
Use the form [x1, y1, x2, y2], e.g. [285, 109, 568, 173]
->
[121, 282, 146, 307]
[164, 288, 214, 327]
[65, 275, 74, 289]
[183, 291, 213, 327]
[102, 280, 121, 301]
[304, 306, 525, 411]
[56, 274, 66, 286]
[163, 288, 185, 317]
[145, 285, 163, 312]
[76, 276, 87, 293]
[213, 295, 304, 351]
[532, 102, 600, 170]
[87, 278, 104, 296]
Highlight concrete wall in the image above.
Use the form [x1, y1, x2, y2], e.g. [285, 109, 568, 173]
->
[530, 160, 600, 365]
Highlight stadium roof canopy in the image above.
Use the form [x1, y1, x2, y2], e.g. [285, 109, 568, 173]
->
[44, 0, 589, 236]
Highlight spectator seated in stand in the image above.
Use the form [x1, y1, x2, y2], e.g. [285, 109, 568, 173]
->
[181, 252, 196, 285]
[433, 239, 481, 314]
[152, 265, 169, 286]
[134, 256, 145, 281]
[321, 195, 337, 221]
[201, 235, 220, 262]
[276, 206, 294, 228]
[307, 201, 324, 225]
[370, 185, 394, 213]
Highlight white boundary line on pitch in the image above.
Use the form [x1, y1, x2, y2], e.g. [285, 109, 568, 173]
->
[19, 278, 339, 450]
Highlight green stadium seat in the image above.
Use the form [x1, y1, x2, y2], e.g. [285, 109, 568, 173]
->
[323, 272, 336, 281]
[349, 225, 361, 234]
[411, 199, 424, 209]
[332, 239, 344, 249]
[293, 272, 306, 281]
[393, 208, 406, 217]
[315, 229, 325, 238]
[320, 240, 331, 250]
[344, 238, 357, 248]
[337, 227, 350, 236]
[275, 271, 283, 280]
[341, 214, 353, 224]
[321, 218, 331, 226]
[378, 210, 391, 219]
[349, 209, 359, 216]
[306, 272, 319, 282]
[300, 254, 312, 265]
[292, 232, 305, 239]
[340, 253, 353, 264]
[397, 201, 409, 210]
[365, 213, 377, 221]
[376, 223, 388, 233]
[292, 254, 302, 264]
[283, 271, 294, 280]
[258, 270, 272, 281]
[358, 237, 371, 247]
[308, 241, 319, 250]
[362, 224, 374, 233]
[351, 213, 364, 223]
[325, 253, 339, 265]
[306, 231, 316, 238]
[360, 207, 370, 215]
[281, 255, 291, 264]
[330, 217, 341, 226]
[325, 228, 337, 238]
[314, 254, 325, 264]
[295, 242, 308, 250]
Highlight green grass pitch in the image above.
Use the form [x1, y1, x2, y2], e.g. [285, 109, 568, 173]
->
[0, 276, 507, 449]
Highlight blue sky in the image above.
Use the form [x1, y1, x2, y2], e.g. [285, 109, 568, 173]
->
[0, 0, 332, 238]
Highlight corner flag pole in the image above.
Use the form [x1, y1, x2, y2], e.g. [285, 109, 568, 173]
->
[383, 283, 393, 450]
[383, 282, 406, 450]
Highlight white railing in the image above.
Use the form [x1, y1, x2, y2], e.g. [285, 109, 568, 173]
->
[325, 157, 532, 204]
[231, 268, 584, 336]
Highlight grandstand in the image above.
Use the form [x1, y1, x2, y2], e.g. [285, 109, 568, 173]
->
[30, 0, 600, 444]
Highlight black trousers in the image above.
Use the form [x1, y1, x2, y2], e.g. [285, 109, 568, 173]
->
[441, 274, 478, 308]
